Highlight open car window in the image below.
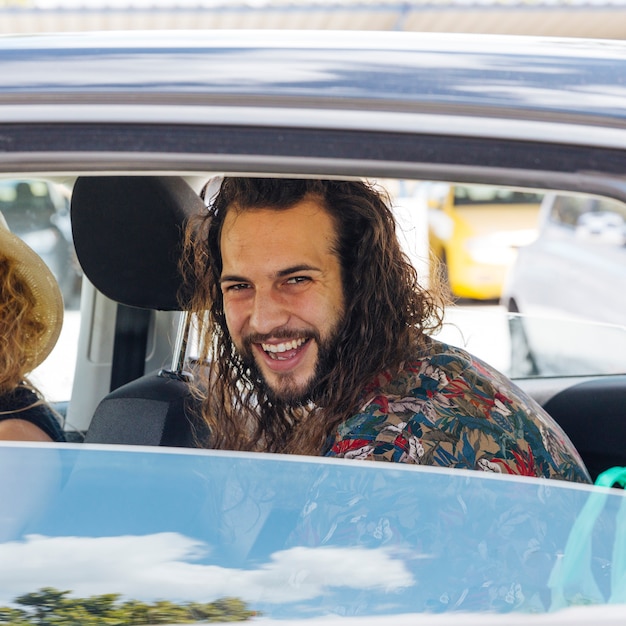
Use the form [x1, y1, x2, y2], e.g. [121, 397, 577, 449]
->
[382, 180, 626, 380]
[0, 179, 81, 412]
[7, 175, 623, 425]
[185, 177, 626, 383]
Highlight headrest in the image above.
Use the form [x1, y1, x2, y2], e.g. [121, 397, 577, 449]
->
[71, 176, 205, 310]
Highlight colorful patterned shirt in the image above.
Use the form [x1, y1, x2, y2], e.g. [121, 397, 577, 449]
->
[326, 338, 590, 483]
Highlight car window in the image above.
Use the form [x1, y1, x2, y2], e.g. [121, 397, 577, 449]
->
[499, 189, 625, 361]
[0, 178, 82, 407]
[550, 194, 626, 228]
[0, 444, 618, 621]
[4, 175, 624, 437]
[382, 180, 626, 379]
[549, 195, 594, 227]
[0, 179, 81, 308]
[184, 177, 625, 381]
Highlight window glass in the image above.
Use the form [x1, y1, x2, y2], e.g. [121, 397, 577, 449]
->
[0, 178, 81, 406]
[0, 445, 611, 619]
[549, 194, 626, 227]
[549, 195, 592, 227]
[381, 181, 626, 378]
[595, 196, 626, 219]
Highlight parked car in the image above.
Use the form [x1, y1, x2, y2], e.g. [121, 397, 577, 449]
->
[1, 30, 626, 624]
[501, 192, 626, 376]
[502, 191, 626, 325]
[427, 183, 542, 300]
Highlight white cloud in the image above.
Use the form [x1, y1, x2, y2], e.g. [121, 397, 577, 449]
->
[0, 533, 414, 606]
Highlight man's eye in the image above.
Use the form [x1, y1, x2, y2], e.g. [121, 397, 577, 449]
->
[286, 276, 311, 285]
[224, 283, 249, 292]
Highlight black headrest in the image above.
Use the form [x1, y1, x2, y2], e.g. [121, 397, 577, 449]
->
[71, 176, 205, 310]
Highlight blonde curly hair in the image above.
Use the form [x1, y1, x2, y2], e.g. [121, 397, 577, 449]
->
[0, 254, 48, 395]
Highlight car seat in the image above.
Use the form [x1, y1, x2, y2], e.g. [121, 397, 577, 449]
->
[543, 376, 626, 482]
[70, 176, 207, 447]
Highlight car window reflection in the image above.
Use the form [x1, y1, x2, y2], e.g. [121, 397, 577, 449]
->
[0, 445, 615, 620]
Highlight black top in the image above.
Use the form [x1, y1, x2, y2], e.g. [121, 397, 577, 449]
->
[0, 385, 65, 442]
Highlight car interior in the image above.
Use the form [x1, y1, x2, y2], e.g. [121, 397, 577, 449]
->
[36, 173, 619, 483]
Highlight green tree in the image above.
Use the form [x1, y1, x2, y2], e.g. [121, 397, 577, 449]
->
[115, 600, 151, 625]
[2, 589, 258, 625]
[74, 594, 120, 617]
[14, 588, 70, 626]
[187, 597, 257, 622]
[50, 593, 125, 626]
[0, 606, 30, 626]
[145, 601, 191, 625]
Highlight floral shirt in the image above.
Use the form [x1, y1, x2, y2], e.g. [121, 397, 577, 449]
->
[326, 338, 590, 484]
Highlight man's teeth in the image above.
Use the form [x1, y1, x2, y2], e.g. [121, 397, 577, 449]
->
[261, 338, 306, 353]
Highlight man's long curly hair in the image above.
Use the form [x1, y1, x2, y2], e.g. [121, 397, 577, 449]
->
[182, 178, 445, 455]
[0, 254, 48, 396]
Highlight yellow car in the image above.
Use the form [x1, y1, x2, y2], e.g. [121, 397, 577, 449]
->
[427, 184, 543, 300]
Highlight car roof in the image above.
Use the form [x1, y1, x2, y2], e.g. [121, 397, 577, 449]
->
[2, 30, 626, 150]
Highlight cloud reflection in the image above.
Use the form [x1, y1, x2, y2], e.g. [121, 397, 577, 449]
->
[0, 533, 414, 605]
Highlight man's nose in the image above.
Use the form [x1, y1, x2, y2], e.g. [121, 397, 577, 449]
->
[249, 289, 289, 334]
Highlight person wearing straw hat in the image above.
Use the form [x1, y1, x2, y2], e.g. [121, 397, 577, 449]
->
[0, 212, 65, 442]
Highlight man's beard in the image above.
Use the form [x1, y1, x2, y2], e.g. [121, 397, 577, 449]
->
[239, 324, 342, 407]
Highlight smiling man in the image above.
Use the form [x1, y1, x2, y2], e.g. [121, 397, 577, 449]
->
[183, 177, 590, 483]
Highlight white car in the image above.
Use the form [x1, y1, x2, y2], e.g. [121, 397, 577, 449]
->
[503, 192, 626, 325]
[501, 192, 626, 377]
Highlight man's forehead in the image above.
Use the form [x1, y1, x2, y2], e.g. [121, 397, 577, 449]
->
[229, 194, 329, 217]
[220, 199, 339, 274]
[222, 198, 335, 239]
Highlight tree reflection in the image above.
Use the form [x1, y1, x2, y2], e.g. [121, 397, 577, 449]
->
[0, 588, 257, 624]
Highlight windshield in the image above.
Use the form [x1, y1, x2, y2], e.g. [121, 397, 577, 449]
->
[2, 444, 624, 624]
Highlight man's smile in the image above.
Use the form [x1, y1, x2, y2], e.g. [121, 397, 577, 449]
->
[260, 337, 310, 359]
[254, 337, 312, 368]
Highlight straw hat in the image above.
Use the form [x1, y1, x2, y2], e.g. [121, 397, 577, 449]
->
[0, 212, 64, 370]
